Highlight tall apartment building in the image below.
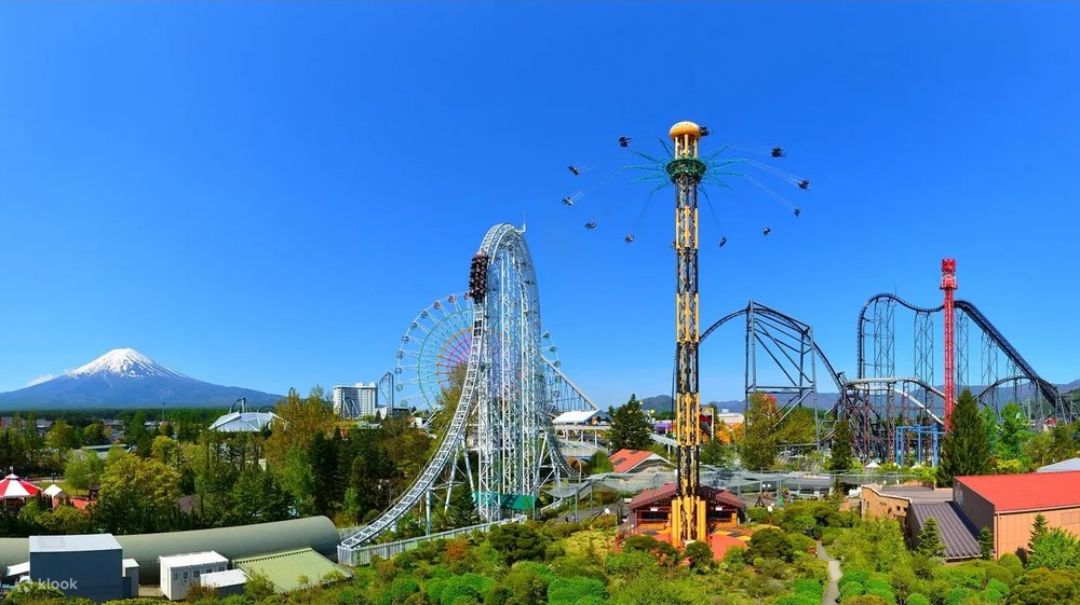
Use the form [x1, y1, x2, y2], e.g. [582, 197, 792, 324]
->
[332, 383, 378, 418]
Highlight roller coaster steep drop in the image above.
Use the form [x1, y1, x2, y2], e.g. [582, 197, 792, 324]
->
[338, 224, 583, 563]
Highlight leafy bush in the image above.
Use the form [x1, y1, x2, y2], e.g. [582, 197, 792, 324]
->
[605, 551, 656, 576]
[983, 578, 1008, 603]
[547, 577, 606, 605]
[684, 541, 714, 571]
[746, 507, 773, 524]
[839, 581, 865, 600]
[943, 587, 974, 605]
[426, 574, 493, 605]
[985, 563, 1014, 586]
[906, 594, 930, 605]
[748, 528, 795, 562]
[775, 595, 818, 605]
[792, 578, 823, 598]
[621, 534, 659, 553]
[7, 584, 65, 605]
[786, 532, 816, 554]
[487, 524, 549, 565]
[997, 552, 1023, 577]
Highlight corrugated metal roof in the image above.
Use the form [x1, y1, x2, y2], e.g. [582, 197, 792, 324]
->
[1037, 458, 1080, 473]
[609, 449, 669, 474]
[30, 534, 121, 553]
[202, 569, 247, 588]
[159, 551, 228, 568]
[235, 548, 351, 593]
[909, 502, 981, 560]
[552, 411, 601, 424]
[957, 472, 1080, 512]
[628, 482, 745, 511]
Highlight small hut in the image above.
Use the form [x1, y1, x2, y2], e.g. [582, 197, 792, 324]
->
[42, 484, 69, 508]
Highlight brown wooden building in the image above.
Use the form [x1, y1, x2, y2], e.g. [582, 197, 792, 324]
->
[627, 483, 745, 530]
[954, 471, 1080, 558]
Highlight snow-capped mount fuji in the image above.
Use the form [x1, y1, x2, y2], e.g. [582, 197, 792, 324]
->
[0, 348, 281, 409]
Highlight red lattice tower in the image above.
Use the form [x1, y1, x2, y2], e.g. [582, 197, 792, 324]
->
[941, 259, 958, 429]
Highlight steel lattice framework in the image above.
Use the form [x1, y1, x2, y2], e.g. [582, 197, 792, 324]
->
[339, 224, 590, 563]
[851, 292, 1074, 461]
[668, 121, 707, 547]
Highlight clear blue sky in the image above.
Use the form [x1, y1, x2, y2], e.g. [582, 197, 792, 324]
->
[2, 2, 1079, 406]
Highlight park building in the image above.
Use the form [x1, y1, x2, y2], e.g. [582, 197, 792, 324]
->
[332, 383, 378, 419]
[159, 551, 229, 600]
[862, 471, 1080, 560]
[25, 534, 139, 602]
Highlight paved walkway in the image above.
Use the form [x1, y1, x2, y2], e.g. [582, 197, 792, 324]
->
[816, 541, 842, 605]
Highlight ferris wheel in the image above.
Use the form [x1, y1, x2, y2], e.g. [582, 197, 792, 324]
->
[394, 293, 563, 413]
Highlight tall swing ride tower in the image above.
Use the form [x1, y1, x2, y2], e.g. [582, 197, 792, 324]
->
[668, 121, 707, 546]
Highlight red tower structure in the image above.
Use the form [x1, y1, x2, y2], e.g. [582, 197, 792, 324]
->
[941, 258, 958, 429]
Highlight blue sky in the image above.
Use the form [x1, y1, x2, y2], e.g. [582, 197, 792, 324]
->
[1, 3, 1079, 406]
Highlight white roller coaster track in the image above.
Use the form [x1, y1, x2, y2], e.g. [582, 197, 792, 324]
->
[339, 225, 583, 562]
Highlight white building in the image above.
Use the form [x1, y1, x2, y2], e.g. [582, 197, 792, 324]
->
[201, 569, 247, 597]
[159, 551, 229, 601]
[332, 383, 378, 419]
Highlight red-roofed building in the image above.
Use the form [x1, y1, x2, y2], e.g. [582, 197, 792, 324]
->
[627, 482, 745, 530]
[609, 449, 672, 474]
[954, 471, 1080, 558]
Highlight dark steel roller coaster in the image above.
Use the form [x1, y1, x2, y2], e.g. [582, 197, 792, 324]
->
[696, 294, 1075, 463]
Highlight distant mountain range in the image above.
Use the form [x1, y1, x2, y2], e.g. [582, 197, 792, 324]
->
[0, 348, 281, 410]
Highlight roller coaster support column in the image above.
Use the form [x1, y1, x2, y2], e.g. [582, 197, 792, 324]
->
[941, 259, 958, 429]
[667, 121, 707, 547]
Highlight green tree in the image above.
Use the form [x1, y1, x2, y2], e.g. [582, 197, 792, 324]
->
[828, 416, 854, 472]
[82, 422, 109, 446]
[1008, 567, 1080, 605]
[742, 392, 779, 470]
[488, 523, 548, 564]
[999, 402, 1031, 459]
[981, 406, 1001, 458]
[938, 389, 990, 486]
[917, 518, 944, 559]
[124, 411, 152, 456]
[1029, 528, 1080, 570]
[95, 451, 181, 534]
[978, 525, 994, 560]
[45, 420, 79, 452]
[64, 449, 105, 495]
[747, 527, 794, 562]
[684, 540, 714, 571]
[699, 439, 734, 468]
[265, 387, 335, 469]
[777, 406, 817, 445]
[607, 395, 652, 452]
[1030, 513, 1049, 551]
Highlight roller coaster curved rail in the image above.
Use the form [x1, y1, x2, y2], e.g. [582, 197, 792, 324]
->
[700, 301, 848, 395]
[340, 225, 580, 559]
[856, 293, 1064, 413]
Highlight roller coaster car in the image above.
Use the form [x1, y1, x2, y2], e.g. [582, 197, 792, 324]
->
[618, 136, 631, 147]
[468, 253, 489, 302]
[562, 196, 575, 206]
[798, 179, 810, 190]
[568, 166, 581, 176]
[762, 227, 771, 236]
[771, 147, 785, 158]
[585, 221, 597, 230]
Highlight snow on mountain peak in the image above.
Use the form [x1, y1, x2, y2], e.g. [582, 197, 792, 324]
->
[67, 348, 185, 379]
